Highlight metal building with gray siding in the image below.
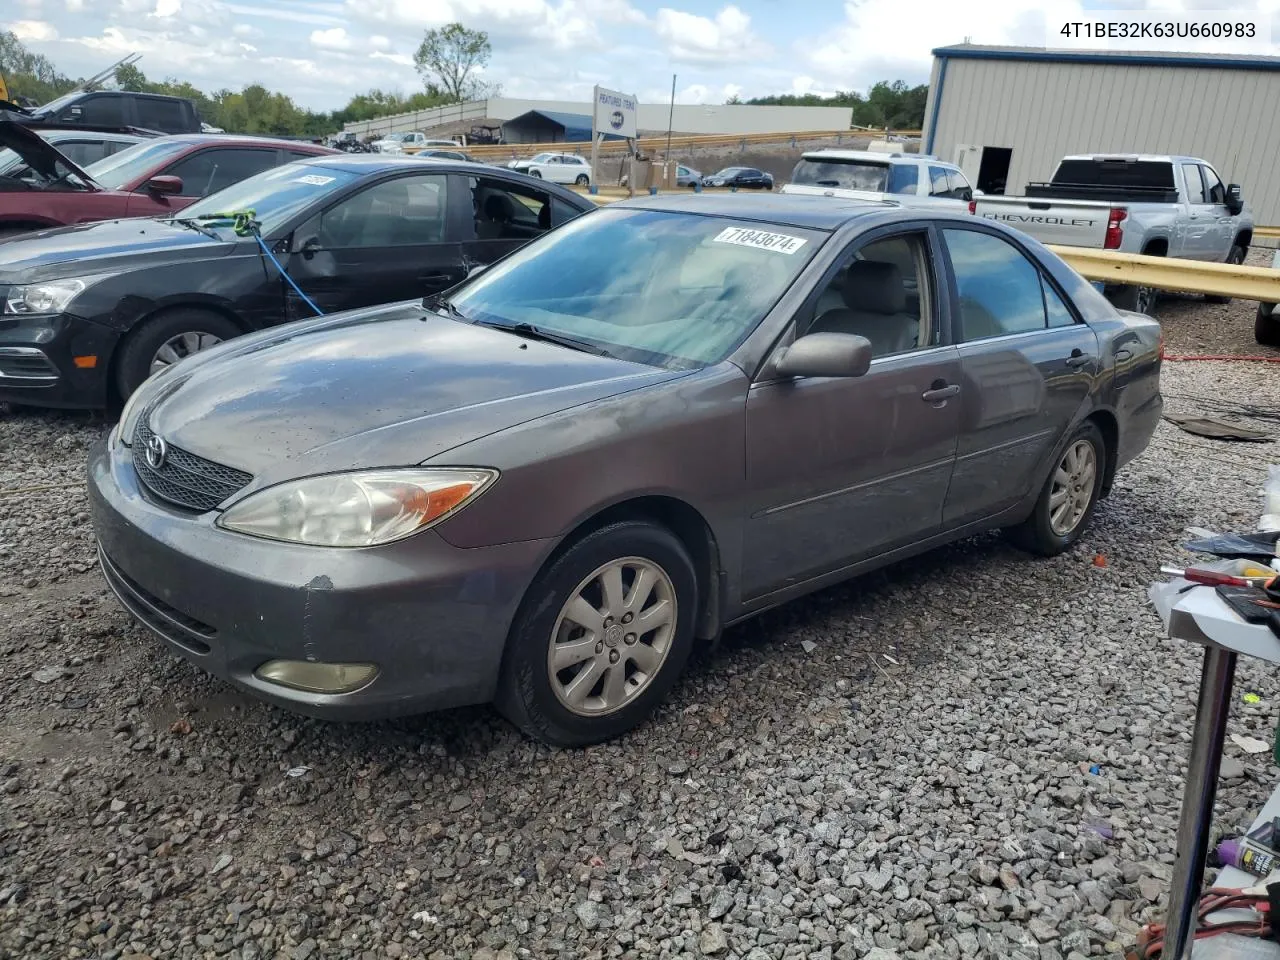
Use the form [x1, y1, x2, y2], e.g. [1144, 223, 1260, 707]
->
[923, 45, 1280, 223]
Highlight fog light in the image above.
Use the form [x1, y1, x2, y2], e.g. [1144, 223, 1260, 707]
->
[254, 660, 378, 694]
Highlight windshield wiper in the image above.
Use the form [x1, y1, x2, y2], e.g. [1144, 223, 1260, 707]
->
[173, 218, 221, 240]
[478, 319, 614, 358]
[422, 292, 470, 323]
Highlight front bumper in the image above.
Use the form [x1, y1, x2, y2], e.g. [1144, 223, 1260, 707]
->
[87, 434, 554, 721]
[0, 312, 118, 408]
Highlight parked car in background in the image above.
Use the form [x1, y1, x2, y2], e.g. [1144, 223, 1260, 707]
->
[974, 154, 1253, 312]
[782, 150, 974, 209]
[0, 153, 596, 408]
[507, 153, 592, 185]
[25, 90, 202, 135]
[416, 148, 473, 162]
[702, 166, 774, 190]
[372, 132, 458, 154]
[88, 194, 1161, 747]
[676, 164, 701, 188]
[0, 123, 334, 238]
[0, 126, 145, 177]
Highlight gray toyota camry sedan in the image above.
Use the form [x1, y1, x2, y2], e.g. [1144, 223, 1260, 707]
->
[88, 194, 1163, 747]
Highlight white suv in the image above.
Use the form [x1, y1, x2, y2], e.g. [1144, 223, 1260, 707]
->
[507, 153, 593, 186]
[781, 150, 975, 210]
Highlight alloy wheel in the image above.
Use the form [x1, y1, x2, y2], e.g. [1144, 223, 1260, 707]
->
[149, 331, 224, 375]
[547, 556, 677, 717]
[1049, 439, 1097, 537]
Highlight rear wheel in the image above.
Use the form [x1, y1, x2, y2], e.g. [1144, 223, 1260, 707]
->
[495, 520, 698, 747]
[529, 169, 542, 178]
[1106, 283, 1156, 316]
[115, 309, 241, 402]
[1008, 421, 1106, 557]
[574, 174, 589, 185]
[1257, 303, 1280, 347]
[1206, 244, 1246, 304]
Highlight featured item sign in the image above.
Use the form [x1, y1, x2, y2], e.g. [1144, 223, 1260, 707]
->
[593, 86, 637, 140]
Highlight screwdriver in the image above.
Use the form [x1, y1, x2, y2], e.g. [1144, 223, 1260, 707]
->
[1161, 565, 1277, 588]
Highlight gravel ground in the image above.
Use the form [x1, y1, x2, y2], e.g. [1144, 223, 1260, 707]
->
[1150, 246, 1280, 358]
[6, 323, 1280, 960]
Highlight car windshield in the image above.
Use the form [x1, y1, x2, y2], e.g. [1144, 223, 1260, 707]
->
[530, 153, 554, 163]
[175, 163, 361, 235]
[84, 139, 193, 189]
[791, 158, 890, 191]
[447, 207, 824, 368]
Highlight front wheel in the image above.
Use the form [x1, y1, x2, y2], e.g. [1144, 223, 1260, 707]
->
[574, 174, 589, 186]
[529, 169, 542, 178]
[1206, 245, 1246, 304]
[1007, 421, 1106, 557]
[495, 520, 698, 747]
[1106, 283, 1157, 316]
[115, 309, 241, 402]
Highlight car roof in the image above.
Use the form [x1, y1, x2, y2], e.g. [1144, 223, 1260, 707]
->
[1059, 153, 1202, 164]
[801, 149, 951, 166]
[144, 133, 335, 152]
[607, 192, 899, 229]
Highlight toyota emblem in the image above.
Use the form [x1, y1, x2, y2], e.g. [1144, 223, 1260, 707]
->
[145, 434, 168, 470]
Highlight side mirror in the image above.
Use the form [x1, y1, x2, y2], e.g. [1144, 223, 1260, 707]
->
[1227, 183, 1244, 215]
[146, 175, 183, 196]
[773, 332, 873, 380]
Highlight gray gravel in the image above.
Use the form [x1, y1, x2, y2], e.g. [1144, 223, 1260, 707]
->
[1152, 246, 1280, 359]
[5, 336, 1280, 959]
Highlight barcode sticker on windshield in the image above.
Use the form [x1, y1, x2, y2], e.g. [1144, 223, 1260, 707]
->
[294, 174, 335, 186]
[712, 227, 807, 254]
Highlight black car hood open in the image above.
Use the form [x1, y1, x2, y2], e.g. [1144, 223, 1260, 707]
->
[0, 119, 99, 187]
[0, 218, 238, 282]
[145, 306, 684, 489]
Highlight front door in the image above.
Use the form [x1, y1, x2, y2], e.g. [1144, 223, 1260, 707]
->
[936, 225, 1101, 527]
[284, 171, 469, 319]
[741, 227, 962, 601]
[1198, 163, 1236, 258]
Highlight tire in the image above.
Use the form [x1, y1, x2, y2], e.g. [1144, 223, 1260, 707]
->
[574, 174, 589, 185]
[1257, 303, 1280, 347]
[1206, 244, 1246, 304]
[1007, 421, 1107, 557]
[115, 309, 241, 402]
[529, 169, 542, 178]
[495, 520, 698, 747]
[1106, 282, 1157, 316]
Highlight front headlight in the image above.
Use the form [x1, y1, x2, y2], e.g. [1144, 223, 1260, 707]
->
[3, 276, 106, 316]
[216, 468, 498, 547]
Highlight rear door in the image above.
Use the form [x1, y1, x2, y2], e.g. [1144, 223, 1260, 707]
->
[937, 224, 1100, 527]
[741, 225, 963, 599]
[284, 171, 470, 318]
[1179, 161, 1215, 260]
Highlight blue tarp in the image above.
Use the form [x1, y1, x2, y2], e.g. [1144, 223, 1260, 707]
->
[503, 110, 628, 144]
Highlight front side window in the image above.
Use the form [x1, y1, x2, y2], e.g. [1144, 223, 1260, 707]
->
[472, 176, 550, 240]
[943, 228, 1047, 340]
[803, 233, 933, 357]
[317, 174, 449, 248]
[448, 208, 824, 368]
[161, 148, 280, 197]
[1201, 164, 1227, 204]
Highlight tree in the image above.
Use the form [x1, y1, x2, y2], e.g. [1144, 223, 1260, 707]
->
[414, 23, 491, 103]
[0, 30, 77, 104]
[115, 62, 146, 92]
[725, 93, 743, 105]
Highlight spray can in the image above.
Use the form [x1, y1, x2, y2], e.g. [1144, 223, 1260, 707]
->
[1217, 838, 1277, 877]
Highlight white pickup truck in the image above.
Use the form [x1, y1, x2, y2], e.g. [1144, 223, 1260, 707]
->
[974, 154, 1253, 312]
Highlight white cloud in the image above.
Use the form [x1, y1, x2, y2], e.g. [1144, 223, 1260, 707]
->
[310, 26, 351, 50]
[9, 19, 60, 42]
[153, 0, 181, 17]
[64, 0, 84, 10]
[370, 49, 413, 67]
[653, 5, 770, 64]
[368, 33, 390, 49]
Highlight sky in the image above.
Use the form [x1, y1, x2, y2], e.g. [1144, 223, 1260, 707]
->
[5, 0, 1280, 112]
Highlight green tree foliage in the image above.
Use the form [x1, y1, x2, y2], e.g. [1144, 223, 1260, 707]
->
[414, 23, 492, 103]
[0, 30, 78, 104]
[744, 79, 929, 129]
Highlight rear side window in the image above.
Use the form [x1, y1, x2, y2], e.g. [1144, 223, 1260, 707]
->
[136, 97, 189, 134]
[887, 164, 919, 195]
[928, 166, 951, 197]
[944, 228, 1048, 339]
[58, 140, 109, 167]
[161, 148, 281, 197]
[1053, 159, 1175, 189]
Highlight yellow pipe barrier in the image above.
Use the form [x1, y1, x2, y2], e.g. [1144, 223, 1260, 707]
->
[1255, 226, 1280, 240]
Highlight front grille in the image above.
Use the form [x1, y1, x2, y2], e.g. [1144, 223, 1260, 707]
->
[133, 417, 252, 512]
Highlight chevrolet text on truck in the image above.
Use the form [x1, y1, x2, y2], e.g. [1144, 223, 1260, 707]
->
[974, 154, 1252, 313]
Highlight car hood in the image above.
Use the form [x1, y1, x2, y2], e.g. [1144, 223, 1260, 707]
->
[144, 306, 686, 487]
[0, 119, 98, 187]
[0, 218, 236, 282]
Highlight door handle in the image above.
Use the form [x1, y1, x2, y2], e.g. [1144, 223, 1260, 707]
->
[921, 382, 960, 403]
[1114, 348, 1133, 361]
[1066, 349, 1093, 368]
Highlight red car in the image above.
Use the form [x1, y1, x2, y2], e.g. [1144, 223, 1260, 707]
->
[0, 122, 336, 238]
